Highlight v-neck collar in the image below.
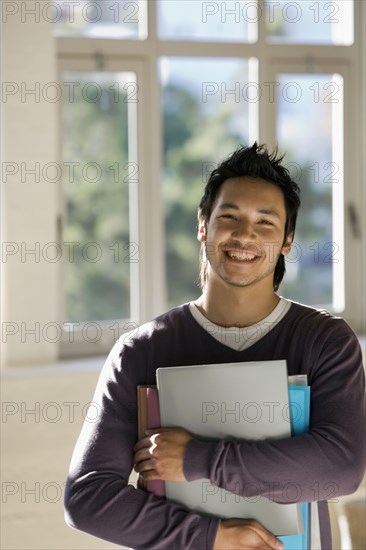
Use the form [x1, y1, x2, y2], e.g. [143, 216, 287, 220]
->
[182, 301, 294, 355]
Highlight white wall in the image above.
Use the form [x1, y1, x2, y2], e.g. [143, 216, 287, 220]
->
[2, 4, 60, 367]
[1, 361, 124, 549]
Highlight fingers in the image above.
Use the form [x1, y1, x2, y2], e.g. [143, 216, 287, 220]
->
[216, 519, 284, 550]
[133, 429, 191, 454]
[134, 459, 163, 481]
[247, 521, 284, 550]
[133, 448, 150, 464]
[133, 435, 154, 452]
[133, 441, 157, 472]
[143, 430, 162, 440]
[133, 438, 161, 475]
[133, 452, 161, 480]
[134, 458, 152, 472]
[133, 444, 157, 476]
[132, 429, 189, 482]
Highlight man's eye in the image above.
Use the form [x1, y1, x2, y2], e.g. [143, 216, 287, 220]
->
[220, 214, 236, 220]
[258, 219, 273, 225]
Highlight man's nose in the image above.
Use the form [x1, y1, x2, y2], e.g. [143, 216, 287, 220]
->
[232, 219, 256, 241]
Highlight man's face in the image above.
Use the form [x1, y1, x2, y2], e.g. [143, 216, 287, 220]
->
[198, 177, 293, 289]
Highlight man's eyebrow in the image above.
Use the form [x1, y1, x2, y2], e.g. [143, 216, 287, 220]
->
[218, 204, 281, 219]
[218, 203, 240, 210]
[257, 208, 281, 219]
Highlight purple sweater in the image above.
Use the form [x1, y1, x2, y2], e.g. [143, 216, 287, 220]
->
[64, 301, 366, 549]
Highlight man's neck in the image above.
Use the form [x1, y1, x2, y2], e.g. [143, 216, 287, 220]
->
[194, 279, 280, 328]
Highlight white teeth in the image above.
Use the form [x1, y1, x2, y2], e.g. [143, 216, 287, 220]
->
[227, 251, 256, 261]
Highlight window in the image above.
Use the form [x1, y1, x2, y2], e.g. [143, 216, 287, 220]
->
[61, 70, 137, 323]
[160, 56, 256, 306]
[55, 0, 147, 39]
[56, 0, 364, 356]
[265, 0, 353, 45]
[58, 58, 144, 357]
[157, 0, 257, 42]
[275, 72, 344, 310]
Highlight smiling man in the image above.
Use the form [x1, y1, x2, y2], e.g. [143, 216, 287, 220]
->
[195, 176, 293, 328]
[64, 144, 366, 550]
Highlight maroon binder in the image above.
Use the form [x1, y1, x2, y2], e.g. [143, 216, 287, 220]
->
[137, 385, 165, 497]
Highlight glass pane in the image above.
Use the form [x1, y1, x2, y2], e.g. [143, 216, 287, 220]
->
[62, 71, 136, 322]
[160, 57, 255, 308]
[54, 0, 147, 39]
[158, 0, 257, 42]
[276, 73, 344, 310]
[266, 0, 353, 45]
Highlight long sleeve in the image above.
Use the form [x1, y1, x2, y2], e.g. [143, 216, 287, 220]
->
[64, 338, 220, 550]
[183, 324, 366, 504]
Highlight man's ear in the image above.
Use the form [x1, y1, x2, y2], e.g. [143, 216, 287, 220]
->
[197, 217, 207, 243]
[281, 232, 294, 256]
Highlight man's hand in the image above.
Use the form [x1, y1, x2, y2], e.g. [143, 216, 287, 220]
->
[213, 519, 284, 550]
[133, 428, 193, 482]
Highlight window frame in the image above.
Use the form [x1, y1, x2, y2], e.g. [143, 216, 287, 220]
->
[263, 59, 363, 325]
[56, 0, 365, 354]
[57, 56, 166, 357]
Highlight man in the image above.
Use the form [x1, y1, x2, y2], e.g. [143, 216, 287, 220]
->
[64, 143, 366, 549]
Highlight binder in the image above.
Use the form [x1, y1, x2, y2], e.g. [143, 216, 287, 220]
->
[137, 370, 310, 548]
[278, 385, 310, 550]
[137, 385, 165, 497]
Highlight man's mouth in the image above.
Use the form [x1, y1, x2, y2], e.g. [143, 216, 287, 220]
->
[225, 250, 259, 262]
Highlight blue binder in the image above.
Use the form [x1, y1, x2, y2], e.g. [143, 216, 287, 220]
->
[278, 385, 311, 550]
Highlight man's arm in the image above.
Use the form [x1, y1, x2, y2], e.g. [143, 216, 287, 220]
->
[64, 339, 219, 550]
[134, 325, 365, 505]
[183, 329, 366, 503]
